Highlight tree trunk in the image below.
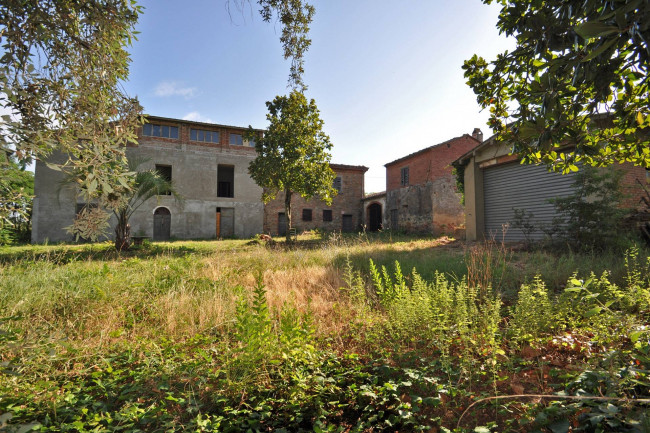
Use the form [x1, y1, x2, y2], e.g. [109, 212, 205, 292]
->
[284, 188, 292, 243]
[114, 211, 131, 251]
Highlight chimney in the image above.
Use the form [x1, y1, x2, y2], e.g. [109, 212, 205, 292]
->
[472, 128, 483, 142]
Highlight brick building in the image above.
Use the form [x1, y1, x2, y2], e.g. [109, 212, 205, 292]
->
[384, 130, 481, 234]
[263, 164, 368, 235]
[32, 116, 370, 243]
[32, 116, 266, 242]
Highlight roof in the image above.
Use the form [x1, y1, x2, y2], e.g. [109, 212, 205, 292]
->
[384, 134, 479, 167]
[363, 191, 386, 200]
[330, 163, 369, 172]
[452, 133, 498, 167]
[145, 114, 266, 133]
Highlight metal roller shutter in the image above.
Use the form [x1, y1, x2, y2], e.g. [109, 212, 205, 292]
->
[483, 162, 577, 242]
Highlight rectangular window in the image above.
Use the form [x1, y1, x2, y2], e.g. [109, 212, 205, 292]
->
[322, 209, 332, 222]
[333, 176, 342, 192]
[155, 164, 172, 195]
[229, 133, 243, 145]
[217, 164, 234, 198]
[190, 128, 221, 143]
[248, 138, 256, 147]
[143, 123, 179, 139]
[302, 209, 313, 222]
[400, 167, 409, 186]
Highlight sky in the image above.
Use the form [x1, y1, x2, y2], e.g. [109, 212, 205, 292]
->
[123, 0, 516, 193]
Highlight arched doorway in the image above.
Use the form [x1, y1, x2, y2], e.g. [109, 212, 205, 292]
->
[153, 207, 171, 241]
[367, 202, 382, 232]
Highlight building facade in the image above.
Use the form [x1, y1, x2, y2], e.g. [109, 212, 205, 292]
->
[263, 164, 368, 235]
[454, 135, 648, 242]
[383, 131, 481, 234]
[32, 116, 265, 243]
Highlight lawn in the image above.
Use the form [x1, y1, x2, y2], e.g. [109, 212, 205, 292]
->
[1, 233, 649, 432]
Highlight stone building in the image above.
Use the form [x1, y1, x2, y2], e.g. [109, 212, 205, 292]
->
[32, 116, 265, 243]
[263, 164, 368, 235]
[384, 131, 481, 234]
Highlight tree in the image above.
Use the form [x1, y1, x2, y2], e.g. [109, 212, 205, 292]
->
[463, 0, 650, 173]
[1, 0, 314, 242]
[248, 91, 336, 242]
[0, 149, 34, 244]
[111, 160, 180, 251]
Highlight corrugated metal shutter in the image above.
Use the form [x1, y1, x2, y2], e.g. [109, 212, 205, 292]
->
[483, 162, 577, 242]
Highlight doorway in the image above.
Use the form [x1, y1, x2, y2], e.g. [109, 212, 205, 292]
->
[153, 207, 171, 241]
[367, 203, 382, 231]
[278, 212, 287, 236]
[216, 207, 235, 238]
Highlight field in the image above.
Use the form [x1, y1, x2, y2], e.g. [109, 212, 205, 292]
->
[1, 233, 649, 432]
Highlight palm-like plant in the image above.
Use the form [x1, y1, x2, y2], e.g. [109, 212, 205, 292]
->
[113, 158, 181, 251]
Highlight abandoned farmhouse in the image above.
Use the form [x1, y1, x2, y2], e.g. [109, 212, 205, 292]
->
[31, 114, 646, 244]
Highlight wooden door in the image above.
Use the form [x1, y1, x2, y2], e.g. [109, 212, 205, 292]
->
[342, 214, 354, 232]
[153, 207, 171, 241]
[278, 212, 287, 236]
[220, 207, 235, 238]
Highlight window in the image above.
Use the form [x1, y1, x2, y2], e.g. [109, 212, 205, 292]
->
[190, 128, 220, 143]
[143, 123, 179, 139]
[322, 209, 332, 222]
[400, 166, 409, 186]
[155, 165, 172, 195]
[302, 209, 312, 221]
[229, 133, 243, 146]
[333, 176, 342, 193]
[248, 138, 256, 148]
[217, 164, 234, 198]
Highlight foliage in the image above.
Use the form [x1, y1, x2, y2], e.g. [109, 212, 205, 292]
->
[1, 237, 650, 431]
[248, 90, 336, 242]
[512, 166, 630, 249]
[0, 151, 33, 244]
[463, 0, 650, 172]
[1, 0, 143, 229]
[551, 165, 630, 250]
[255, 0, 314, 90]
[113, 158, 180, 251]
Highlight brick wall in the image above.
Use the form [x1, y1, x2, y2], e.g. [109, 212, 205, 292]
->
[264, 165, 367, 234]
[619, 162, 648, 210]
[384, 134, 479, 234]
[385, 135, 479, 192]
[132, 116, 261, 153]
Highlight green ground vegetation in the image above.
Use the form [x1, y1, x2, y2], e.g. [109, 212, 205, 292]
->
[1, 233, 649, 431]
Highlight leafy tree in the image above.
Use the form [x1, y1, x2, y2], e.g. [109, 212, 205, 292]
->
[66, 158, 180, 251]
[248, 91, 336, 242]
[1, 0, 314, 242]
[232, 0, 314, 90]
[0, 149, 34, 244]
[463, 0, 650, 172]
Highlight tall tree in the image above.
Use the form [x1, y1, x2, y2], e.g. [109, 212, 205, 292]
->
[248, 91, 336, 242]
[463, 0, 650, 172]
[1, 0, 143, 229]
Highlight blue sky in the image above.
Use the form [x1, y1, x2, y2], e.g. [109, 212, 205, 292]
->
[124, 0, 515, 193]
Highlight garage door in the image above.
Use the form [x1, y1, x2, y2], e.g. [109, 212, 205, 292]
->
[483, 162, 577, 242]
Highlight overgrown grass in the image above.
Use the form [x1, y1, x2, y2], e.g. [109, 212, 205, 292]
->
[1, 233, 649, 431]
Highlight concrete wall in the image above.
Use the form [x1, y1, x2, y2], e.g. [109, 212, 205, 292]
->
[263, 165, 367, 234]
[32, 117, 264, 243]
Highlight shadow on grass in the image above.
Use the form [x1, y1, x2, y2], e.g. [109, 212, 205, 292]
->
[0, 240, 224, 265]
